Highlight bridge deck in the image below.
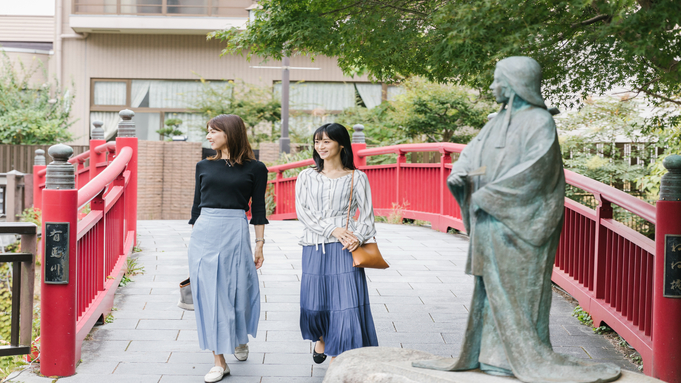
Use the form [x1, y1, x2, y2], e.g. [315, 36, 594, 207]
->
[17, 220, 637, 382]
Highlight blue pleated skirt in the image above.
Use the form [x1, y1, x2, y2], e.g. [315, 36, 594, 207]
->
[299, 242, 379, 357]
[188, 208, 260, 355]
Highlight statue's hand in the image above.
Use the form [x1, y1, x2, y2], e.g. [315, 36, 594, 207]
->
[447, 172, 465, 188]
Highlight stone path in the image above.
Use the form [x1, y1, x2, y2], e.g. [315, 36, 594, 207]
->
[15, 220, 638, 383]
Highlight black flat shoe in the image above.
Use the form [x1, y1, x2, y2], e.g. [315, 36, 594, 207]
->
[313, 342, 327, 364]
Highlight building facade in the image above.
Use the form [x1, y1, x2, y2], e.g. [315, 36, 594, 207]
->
[2, 0, 396, 146]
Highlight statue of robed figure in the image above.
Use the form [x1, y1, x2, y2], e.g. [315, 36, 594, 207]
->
[412, 57, 621, 383]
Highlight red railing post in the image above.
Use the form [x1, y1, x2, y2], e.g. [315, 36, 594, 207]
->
[40, 144, 78, 377]
[435, 149, 452, 232]
[439, 150, 451, 216]
[33, 149, 46, 211]
[652, 155, 681, 382]
[351, 124, 367, 168]
[395, 151, 407, 206]
[92, 191, 105, 292]
[115, 110, 138, 245]
[275, 172, 283, 215]
[592, 194, 613, 302]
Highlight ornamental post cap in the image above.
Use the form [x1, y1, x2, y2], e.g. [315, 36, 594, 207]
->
[48, 144, 74, 162]
[45, 144, 75, 189]
[34, 149, 46, 166]
[352, 124, 366, 144]
[119, 109, 135, 120]
[91, 120, 105, 140]
[663, 155, 681, 172]
[660, 154, 681, 201]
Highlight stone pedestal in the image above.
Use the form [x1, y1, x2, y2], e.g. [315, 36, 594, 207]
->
[323, 348, 661, 383]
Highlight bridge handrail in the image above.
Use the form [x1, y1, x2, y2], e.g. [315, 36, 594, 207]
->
[94, 141, 116, 154]
[37, 150, 92, 177]
[268, 158, 315, 173]
[357, 142, 467, 156]
[564, 169, 655, 223]
[77, 146, 132, 208]
[267, 142, 655, 226]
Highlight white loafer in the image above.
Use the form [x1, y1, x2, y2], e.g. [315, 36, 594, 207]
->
[234, 344, 249, 361]
[204, 365, 229, 383]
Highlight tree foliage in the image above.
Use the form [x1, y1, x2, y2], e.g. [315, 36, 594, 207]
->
[557, 96, 664, 237]
[558, 96, 654, 189]
[334, 78, 495, 146]
[0, 54, 74, 144]
[190, 79, 281, 143]
[389, 78, 496, 143]
[212, 0, 681, 109]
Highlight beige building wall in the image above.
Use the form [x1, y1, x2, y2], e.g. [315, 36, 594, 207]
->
[0, 16, 54, 42]
[0, 15, 55, 87]
[62, 33, 371, 144]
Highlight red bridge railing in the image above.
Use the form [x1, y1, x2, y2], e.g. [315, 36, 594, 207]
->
[267, 139, 680, 378]
[34, 112, 137, 377]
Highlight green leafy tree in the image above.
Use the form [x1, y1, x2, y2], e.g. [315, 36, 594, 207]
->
[388, 78, 495, 143]
[557, 96, 662, 237]
[212, 0, 681, 110]
[157, 118, 184, 140]
[558, 97, 653, 188]
[638, 125, 681, 198]
[333, 103, 404, 147]
[0, 53, 74, 144]
[190, 79, 280, 144]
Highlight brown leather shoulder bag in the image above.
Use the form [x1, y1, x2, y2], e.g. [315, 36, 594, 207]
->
[346, 170, 389, 269]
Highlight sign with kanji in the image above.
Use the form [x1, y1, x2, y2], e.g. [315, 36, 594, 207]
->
[44, 222, 69, 284]
[664, 234, 681, 298]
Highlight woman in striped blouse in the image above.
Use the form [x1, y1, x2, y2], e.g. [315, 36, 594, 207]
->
[295, 122, 379, 364]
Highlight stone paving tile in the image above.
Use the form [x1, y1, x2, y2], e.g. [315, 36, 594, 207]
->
[15, 220, 641, 383]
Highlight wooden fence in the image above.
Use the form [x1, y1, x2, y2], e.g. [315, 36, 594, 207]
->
[0, 145, 90, 174]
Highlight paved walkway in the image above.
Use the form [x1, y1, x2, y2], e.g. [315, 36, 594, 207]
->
[16, 220, 637, 382]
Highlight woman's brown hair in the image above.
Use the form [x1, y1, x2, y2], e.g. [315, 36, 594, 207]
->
[207, 114, 256, 165]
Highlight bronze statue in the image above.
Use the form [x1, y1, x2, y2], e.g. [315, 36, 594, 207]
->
[412, 56, 621, 383]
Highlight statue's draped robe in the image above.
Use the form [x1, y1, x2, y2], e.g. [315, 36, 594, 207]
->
[414, 106, 620, 383]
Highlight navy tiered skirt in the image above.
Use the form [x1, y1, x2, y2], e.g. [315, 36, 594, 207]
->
[299, 242, 378, 357]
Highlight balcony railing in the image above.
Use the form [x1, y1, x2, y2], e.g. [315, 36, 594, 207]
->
[72, 0, 245, 17]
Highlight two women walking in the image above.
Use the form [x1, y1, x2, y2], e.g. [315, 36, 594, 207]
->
[187, 116, 378, 382]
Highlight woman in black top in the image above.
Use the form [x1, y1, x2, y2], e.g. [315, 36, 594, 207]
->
[187, 114, 268, 383]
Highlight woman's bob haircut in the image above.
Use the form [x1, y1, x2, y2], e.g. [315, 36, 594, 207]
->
[312, 123, 356, 172]
[206, 114, 256, 166]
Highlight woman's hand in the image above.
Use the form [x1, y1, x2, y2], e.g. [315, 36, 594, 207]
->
[254, 243, 264, 269]
[253, 225, 265, 269]
[332, 227, 360, 252]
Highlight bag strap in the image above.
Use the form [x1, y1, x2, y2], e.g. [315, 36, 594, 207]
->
[345, 170, 355, 230]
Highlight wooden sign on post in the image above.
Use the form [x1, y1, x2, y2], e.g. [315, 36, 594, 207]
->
[664, 234, 681, 298]
[44, 222, 69, 284]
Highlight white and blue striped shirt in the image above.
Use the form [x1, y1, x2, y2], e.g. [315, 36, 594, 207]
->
[295, 168, 377, 251]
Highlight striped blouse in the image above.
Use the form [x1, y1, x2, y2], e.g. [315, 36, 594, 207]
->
[295, 168, 377, 251]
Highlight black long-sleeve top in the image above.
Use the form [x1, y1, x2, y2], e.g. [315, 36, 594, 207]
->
[189, 158, 270, 225]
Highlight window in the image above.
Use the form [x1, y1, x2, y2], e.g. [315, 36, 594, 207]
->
[73, 0, 237, 16]
[90, 78, 227, 141]
[272, 81, 398, 138]
[0, 185, 5, 216]
[94, 81, 127, 106]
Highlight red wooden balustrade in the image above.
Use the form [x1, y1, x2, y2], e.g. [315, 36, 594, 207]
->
[267, 142, 662, 376]
[36, 135, 136, 377]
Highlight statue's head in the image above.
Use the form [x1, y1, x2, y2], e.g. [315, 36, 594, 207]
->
[490, 56, 547, 109]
